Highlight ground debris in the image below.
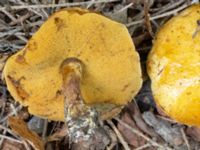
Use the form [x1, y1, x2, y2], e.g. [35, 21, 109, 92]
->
[8, 116, 45, 150]
[1, 139, 25, 150]
[117, 112, 146, 148]
[28, 116, 45, 134]
[142, 111, 183, 146]
[104, 3, 128, 24]
[186, 126, 200, 142]
[127, 102, 158, 138]
[47, 124, 68, 142]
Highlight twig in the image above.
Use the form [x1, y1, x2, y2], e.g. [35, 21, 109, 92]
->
[151, 20, 160, 29]
[0, 30, 25, 37]
[156, 115, 178, 124]
[27, 20, 43, 27]
[152, 0, 186, 15]
[10, 103, 19, 116]
[0, 0, 120, 11]
[0, 43, 24, 49]
[87, 0, 95, 9]
[0, 100, 6, 118]
[0, 105, 22, 123]
[16, 34, 28, 42]
[134, 143, 151, 150]
[129, 102, 158, 138]
[21, 140, 32, 150]
[0, 126, 7, 147]
[31, 0, 49, 19]
[107, 120, 130, 150]
[1, 9, 17, 23]
[181, 128, 191, 150]
[42, 119, 48, 140]
[16, 0, 50, 18]
[10, 12, 32, 26]
[105, 126, 118, 150]
[114, 117, 173, 150]
[0, 134, 23, 144]
[126, 3, 188, 27]
[0, 125, 18, 138]
[114, 3, 133, 14]
[143, 0, 154, 37]
[0, 9, 28, 42]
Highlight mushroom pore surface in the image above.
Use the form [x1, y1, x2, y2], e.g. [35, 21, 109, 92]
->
[3, 8, 142, 121]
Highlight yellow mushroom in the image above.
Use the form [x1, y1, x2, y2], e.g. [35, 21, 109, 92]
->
[147, 4, 200, 127]
[3, 8, 142, 121]
[3, 8, 142, 148]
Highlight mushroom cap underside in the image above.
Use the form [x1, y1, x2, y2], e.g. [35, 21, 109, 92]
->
[3, 8, 142, 121]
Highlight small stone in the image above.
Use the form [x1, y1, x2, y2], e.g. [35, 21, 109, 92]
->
[28, 116, 45, 134]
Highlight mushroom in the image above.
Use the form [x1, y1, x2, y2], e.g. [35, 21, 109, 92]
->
[147, 5, 200, 127]
[3, 8, 142, 148]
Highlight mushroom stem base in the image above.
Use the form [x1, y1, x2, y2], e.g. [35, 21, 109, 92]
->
[66, 103, 110, 150]
[60, 58, 110, 150]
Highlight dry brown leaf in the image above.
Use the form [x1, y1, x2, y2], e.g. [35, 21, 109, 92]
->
[0, 54, 9, 72]
[133, 32, 150, 47]
[127, 103, 158, 138]
[142, 111, 183, 146]
[143, 0, 154, 37]
[186, 126, 200, 142]
[156, 105, 169, 117]
[117, 112, 146, 148]
[8, 116, 45, 150]
[1, 139, 25, 150]
[47, 125, 68, 142]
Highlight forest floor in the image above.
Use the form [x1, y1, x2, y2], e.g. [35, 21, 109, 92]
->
[0, 0, 200, 150]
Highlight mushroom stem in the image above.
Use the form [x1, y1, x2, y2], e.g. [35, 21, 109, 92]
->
[60, 58, 110, 150]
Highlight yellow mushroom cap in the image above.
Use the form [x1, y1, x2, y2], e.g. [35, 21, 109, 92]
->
[3, 8, 142, 121]
[147, 5, 200, 127]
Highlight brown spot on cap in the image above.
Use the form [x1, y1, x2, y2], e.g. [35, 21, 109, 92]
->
[121, 83, 131, 92]
[16, 55, 26, 64]
[54, 17, 65, 31]
[7, 75, 29, 100]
